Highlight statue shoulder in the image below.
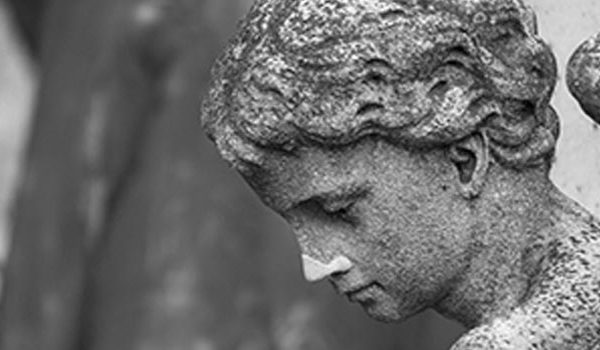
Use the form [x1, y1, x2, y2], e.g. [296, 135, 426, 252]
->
[450, 210, 600, 350]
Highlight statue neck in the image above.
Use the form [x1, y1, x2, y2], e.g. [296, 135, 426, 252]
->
[434, 166, 567, 328]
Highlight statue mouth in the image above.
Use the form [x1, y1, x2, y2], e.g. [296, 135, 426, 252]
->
[343, 282, 381, 303]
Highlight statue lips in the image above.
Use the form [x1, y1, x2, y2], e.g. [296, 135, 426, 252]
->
[331, 272, 384, 304]
[342, 283, 380, 304]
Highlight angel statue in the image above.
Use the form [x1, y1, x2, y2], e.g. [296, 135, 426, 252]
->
[201, 0, 600, 348]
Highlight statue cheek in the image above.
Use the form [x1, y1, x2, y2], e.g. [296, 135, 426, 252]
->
[376, 229, 396, 250]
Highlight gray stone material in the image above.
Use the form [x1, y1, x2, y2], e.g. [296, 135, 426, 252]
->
[201, 0, 600, 348]
[568, 32, 600, 125]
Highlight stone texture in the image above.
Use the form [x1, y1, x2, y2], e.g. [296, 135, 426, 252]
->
[567, 32, 600, 124]
[202, 0, 600, 349]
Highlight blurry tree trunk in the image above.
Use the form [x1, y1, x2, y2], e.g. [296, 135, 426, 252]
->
[0, 0, 464, 349]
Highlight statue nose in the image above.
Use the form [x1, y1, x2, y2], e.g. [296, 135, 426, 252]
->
[301, 254, 353, 282]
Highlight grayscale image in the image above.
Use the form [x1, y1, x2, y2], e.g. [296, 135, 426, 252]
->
[0, 0, 599, 349]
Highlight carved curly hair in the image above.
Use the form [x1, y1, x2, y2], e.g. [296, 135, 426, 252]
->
[202, 0, 559, 173]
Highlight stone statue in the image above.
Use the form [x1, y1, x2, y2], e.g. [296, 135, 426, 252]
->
[201, 0, 600, 348]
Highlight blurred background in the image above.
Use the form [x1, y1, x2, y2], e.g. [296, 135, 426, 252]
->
[0, 0, 598, 349]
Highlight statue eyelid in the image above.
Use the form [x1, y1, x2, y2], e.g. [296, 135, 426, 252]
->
[319, 199, 359, 225]
[321, 199, 355, 214]
[318, 187, 371, 225]
[299, 188, 369, 226]
[288, 183, 370, 224]
[287, 197, 359, 226]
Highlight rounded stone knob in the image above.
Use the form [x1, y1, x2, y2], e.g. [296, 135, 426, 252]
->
[567, 32, 600, 124]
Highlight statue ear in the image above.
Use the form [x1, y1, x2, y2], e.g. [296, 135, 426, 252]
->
[449, 132, 490, 199]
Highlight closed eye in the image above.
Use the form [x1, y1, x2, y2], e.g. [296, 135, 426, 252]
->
[320, 200, 359, 225]
[292, 195, 362, 226]
[288, 182, 370, 226]
[290, 197, 357, 224]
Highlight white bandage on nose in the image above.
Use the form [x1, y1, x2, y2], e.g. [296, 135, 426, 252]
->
[301, 254, 353, 282]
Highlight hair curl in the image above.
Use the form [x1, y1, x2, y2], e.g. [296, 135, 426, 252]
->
[202, 0, 559, 173]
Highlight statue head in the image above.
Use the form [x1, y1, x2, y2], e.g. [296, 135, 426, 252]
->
[201, 0, 560, 324]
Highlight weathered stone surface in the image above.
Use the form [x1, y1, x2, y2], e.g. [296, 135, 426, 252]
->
[568, 32, 600, 124]
[202, 0, 600, 349]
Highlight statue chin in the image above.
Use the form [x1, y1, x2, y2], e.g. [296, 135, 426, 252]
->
[355, 300, 402, 323]
[361, 304, 408, 324]
[347, 287, 416, 324]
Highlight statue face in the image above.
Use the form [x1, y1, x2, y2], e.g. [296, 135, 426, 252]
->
[254, 139, 474, 322]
